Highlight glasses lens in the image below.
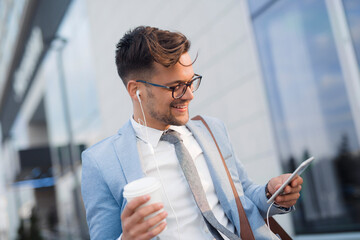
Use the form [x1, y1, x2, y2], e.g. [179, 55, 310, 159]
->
[191, 77, 201, 92]
[173, 84, 186, 99]
[173, 76, 201, 99]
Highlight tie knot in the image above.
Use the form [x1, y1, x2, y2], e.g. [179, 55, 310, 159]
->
[160, 130, 181, 144]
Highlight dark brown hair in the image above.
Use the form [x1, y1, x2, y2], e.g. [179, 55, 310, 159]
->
[115, 26, 190, 86]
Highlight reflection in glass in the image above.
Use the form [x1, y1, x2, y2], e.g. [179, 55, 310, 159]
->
[343, 0, 360, 70]
[251, 0, 360, 234]
[247, 0, 273, 15]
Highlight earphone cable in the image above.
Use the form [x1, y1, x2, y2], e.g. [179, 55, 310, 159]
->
[266, 201, 277, 240]
[138, 99, 181, 240]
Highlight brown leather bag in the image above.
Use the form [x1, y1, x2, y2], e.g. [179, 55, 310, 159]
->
[192, 115, 292, 240]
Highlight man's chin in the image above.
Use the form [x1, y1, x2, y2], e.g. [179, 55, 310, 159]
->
[170, 114, 189, 126]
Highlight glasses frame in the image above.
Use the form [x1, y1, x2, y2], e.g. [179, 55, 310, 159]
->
[136, 74, 202, 99]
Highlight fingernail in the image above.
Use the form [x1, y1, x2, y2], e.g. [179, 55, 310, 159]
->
[143, 195, 150, 200]
[157, 203, 164, 208]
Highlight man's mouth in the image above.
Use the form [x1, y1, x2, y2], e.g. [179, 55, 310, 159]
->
[172, 105, 187, 109]
[171, 101, 189, 111]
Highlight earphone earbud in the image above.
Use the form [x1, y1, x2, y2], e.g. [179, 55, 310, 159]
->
[136, 90, 141, 102]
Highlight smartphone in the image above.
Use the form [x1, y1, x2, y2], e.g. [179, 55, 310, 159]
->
[267, 156, 314, 204]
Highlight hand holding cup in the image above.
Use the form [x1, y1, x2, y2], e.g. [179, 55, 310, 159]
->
[121, 177, 167, 240]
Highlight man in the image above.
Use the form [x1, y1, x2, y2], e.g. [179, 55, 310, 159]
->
[81, 26, 303, 240]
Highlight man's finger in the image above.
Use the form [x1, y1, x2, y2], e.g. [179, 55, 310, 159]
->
[132, 210, 168, 236]
[130, 202, 165, 224]
[275, 192, 300, 203]
[143, 210, 168, 230]
[274, 183, 283, 192]
[291, 176, 303, 187]
[141, 222, 167, 240]
[274, 175, 303, 192]
[121, 195, 150, 219]
[275, 198, 298, 208]
[283, 185, 301, 194]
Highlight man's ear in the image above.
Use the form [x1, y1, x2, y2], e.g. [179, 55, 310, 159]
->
[127, 80, 140, 102]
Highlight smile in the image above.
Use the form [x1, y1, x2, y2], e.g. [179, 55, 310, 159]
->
[173, 105, 187, 109]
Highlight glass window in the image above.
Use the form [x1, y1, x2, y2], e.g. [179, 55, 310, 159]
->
[45, 0, 101, 148]
[247, 0, 273, 16]
[251, 0, 360, 234]
[42, 0, 101, 175]
[56, 0, 101, 147]
[343, 0, 360, 69]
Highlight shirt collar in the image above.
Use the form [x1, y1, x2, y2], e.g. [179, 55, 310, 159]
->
[130, 117, 191, 147]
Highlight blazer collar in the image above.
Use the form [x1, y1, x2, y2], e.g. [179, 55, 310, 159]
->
[114, 120, 145, 184]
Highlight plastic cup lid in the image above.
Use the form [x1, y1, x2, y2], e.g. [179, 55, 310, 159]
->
[123, 177, 161, 198]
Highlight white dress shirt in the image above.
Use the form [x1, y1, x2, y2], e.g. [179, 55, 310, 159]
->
[130, 117, 235, 240]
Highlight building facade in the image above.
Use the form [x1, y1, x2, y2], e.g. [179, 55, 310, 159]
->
[0, 0, 359, 239]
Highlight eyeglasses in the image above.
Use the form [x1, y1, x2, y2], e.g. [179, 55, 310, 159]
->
[136, 74, 202, 99]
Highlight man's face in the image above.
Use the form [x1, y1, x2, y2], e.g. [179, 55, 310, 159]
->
[141, 53, 195, 130]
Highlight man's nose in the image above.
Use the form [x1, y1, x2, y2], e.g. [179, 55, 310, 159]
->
[180, 85, 194, 100]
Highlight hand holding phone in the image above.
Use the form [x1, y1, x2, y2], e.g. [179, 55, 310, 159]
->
[267, 157, 314, 204]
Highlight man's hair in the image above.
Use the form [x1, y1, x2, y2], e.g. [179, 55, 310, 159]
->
[115, 26, 191, 86]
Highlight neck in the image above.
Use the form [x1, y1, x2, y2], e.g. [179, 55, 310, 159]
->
[133, 109, 169, 131]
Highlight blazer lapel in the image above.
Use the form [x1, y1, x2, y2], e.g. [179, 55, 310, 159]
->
[186, 119, 241, 233]
[113, 120, 145, 184]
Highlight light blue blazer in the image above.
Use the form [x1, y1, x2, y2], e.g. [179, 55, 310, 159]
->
[81, 116, 290, 239]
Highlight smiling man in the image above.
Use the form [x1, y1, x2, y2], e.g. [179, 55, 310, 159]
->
[81, 26, 303, 240]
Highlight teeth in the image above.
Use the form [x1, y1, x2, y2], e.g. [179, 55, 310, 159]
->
[174, 105, 186, 109]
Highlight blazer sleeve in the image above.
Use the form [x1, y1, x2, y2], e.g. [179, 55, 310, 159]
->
[81, 150, 122, 239]
[205, 116, 292, 217]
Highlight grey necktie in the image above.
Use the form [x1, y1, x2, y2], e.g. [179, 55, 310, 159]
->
[161, 130, 240, 240]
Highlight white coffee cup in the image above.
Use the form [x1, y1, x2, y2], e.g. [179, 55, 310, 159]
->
[123, 177, 166, 225]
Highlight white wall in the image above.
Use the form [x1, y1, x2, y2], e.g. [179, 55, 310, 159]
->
[85, 0, 293, 233]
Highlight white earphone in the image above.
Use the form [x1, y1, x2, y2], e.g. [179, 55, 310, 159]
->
[136, 89, 141, 102]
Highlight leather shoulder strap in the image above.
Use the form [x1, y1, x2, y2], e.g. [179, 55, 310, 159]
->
[192, 115, 255, 240]
[191, 115, 292, 240]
